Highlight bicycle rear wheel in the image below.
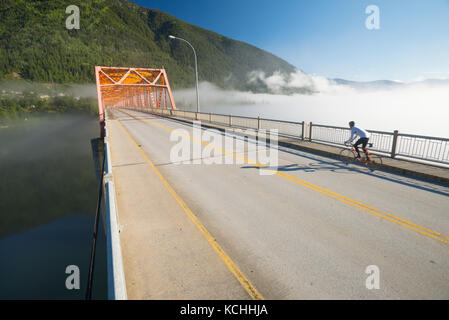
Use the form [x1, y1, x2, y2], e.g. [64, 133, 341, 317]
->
[367, 154, 383, 171]
[339, 148, 356, 165]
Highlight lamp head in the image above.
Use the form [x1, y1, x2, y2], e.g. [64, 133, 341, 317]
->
[168, 35, 175, 39]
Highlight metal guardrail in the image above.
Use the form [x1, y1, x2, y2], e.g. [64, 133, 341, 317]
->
[396, 133, 449, 164]
[310, 124, 395, 155]
[309, 123, 449, 165]
[152, 108, 305, 140]
[125, 106, 449, 166]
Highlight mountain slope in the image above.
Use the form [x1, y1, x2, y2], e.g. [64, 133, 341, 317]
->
[333, 78, 449, 90]
[0, 0, 297, 90]
[332, 78, 404, 90]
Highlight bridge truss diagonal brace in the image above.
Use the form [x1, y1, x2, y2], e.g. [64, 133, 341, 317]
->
[95, 66, 177, 137]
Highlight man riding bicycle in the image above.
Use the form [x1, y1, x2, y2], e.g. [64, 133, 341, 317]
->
[344, 121, 370, 160]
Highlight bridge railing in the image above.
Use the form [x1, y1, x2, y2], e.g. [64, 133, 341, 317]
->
[126, 106, 449, 166]
[395, 133, 449, 164]
[310, 124, 395, 155]
[310, 123, 449, 165]
[153, 108, 305, 139]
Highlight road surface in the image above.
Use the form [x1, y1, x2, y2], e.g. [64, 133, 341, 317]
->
[108, 108, 449, 300]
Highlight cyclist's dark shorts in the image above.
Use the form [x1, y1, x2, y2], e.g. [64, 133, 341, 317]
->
[355, 137, 369, 149]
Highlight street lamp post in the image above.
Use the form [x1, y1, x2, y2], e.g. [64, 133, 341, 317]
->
[168, 35, 200, 114]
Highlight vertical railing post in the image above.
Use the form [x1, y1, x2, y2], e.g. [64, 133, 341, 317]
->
[257, 116, 261, 131]
[309, 122, 313, 142]
[209, 112, 212, 123]
[229, 114, 232, 127]
[391, 130, 399, 158]
[301, 121, 305, 140]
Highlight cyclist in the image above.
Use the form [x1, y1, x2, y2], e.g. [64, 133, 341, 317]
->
[344, 121, 370, 160]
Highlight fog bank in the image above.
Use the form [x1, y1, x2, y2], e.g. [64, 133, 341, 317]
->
[173, 81, 449, 138]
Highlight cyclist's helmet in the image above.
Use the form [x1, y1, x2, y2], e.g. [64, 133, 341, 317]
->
[349, 121, 355, 127]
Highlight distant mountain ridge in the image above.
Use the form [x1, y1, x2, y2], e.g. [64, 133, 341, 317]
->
[0, 0, 296, 90]
[333, 78, 449, 89]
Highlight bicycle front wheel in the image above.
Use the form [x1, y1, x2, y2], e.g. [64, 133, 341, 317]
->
[339, 148, 356, 165]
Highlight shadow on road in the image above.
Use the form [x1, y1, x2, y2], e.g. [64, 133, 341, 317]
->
[243, 146, 449, 198]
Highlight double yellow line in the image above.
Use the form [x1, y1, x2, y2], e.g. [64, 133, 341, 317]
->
[120, 109, 449, 247]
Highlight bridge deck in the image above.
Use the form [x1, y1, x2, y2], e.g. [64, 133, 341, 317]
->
[106, 108, 449, 299]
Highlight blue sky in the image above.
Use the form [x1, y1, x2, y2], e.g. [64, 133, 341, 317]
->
[134, 0, 449, 82]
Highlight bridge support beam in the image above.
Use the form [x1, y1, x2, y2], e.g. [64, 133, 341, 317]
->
[95, 66, 177, 137]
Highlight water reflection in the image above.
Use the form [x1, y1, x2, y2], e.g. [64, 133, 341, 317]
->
[0, 114, 107, 299]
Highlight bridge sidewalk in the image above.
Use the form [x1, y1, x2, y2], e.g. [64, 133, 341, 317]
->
[106, 118, 251, 300]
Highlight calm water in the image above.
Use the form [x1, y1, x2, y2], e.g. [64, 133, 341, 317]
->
[0, 114, 107, 299]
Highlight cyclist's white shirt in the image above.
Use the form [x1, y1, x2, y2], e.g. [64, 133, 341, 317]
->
[345, 126, 370, 143]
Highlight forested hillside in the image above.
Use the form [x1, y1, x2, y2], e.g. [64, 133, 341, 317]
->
[0, 0, 297, 90]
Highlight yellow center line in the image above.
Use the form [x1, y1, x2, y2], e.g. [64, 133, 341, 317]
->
[119, 109, 449, 247]
[115, 118, 264, 300]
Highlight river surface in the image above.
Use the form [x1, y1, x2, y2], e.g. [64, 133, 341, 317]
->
[0, 114, 107, 299]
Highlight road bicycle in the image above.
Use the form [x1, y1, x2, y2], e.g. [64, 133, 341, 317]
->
[339, 142, 383, 171]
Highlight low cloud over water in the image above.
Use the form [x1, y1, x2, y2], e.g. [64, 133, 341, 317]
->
[174, 78, 449, 138]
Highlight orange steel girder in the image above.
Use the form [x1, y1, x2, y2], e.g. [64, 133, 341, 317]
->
[95, 66, 177, 137]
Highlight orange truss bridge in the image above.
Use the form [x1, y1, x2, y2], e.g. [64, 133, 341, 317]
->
[95, 66, 177, 136]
